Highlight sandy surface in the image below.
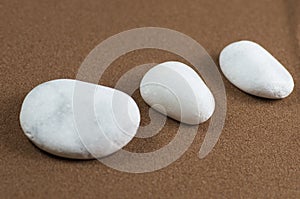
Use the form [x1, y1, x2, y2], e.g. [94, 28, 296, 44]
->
[1, 0, 299, 198]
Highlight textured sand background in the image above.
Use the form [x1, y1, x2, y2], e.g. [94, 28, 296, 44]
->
[1, 0, 299, 198]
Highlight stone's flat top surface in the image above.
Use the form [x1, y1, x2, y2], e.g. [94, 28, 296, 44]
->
[140, 61, 215, 124]
[1, 0, 299, 198]
[219, 40, 294, 99]
[20, 79, 140, 159]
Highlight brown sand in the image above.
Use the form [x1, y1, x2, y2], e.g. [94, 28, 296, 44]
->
[1, 0, 299, 198]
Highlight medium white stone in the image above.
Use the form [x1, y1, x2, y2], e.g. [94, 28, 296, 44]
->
[219, 40, 294, 99]
[140, 61, 215, 125]
[20, 79, 140, 159]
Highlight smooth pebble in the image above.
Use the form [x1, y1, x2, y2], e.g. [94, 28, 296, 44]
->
[219, 40, 294, 99]
[140, 61, 215, 125]
[20, 79, 140, 159]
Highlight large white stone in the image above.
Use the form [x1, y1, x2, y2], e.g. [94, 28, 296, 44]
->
[140, 61, 215, 125]
[219, 40, 294, 99]
[20, 79, 140, 159]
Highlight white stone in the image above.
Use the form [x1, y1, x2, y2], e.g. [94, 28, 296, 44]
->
[20, 79, 140, 159]
[219, 40, 294, 99]
[140, 61, 215, 125]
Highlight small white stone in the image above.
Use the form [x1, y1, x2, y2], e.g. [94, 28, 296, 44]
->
[20, 79, 140, 159]
[140, 61, 215, 125]
[219, 40, 294, 99]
